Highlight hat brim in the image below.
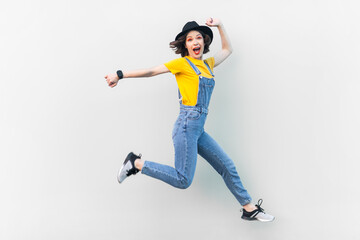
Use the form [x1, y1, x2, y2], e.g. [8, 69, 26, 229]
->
[175, 26, 213, 44]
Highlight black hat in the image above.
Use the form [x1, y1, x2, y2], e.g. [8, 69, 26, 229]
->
[175, 21, 213, 44]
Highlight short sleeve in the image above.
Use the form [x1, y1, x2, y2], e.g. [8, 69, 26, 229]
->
[164, 58, 185, 75]
[204, 57, 215, 71]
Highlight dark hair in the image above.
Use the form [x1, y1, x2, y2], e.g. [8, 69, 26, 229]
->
[169, 30, 211, 57]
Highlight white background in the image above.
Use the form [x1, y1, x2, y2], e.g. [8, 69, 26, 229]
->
[1, 0, 359, 239]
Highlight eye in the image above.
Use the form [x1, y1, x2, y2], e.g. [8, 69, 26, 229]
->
[187, 38, 192, 42]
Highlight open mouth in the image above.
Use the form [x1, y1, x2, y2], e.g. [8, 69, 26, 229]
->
[193, 47, 201, 55]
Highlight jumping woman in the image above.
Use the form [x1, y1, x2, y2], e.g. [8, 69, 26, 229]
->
[104, 18, 274, 222]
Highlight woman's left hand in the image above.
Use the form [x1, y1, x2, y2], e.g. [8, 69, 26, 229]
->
[206, 17, 221, 27]
[105, 73, 119, 88]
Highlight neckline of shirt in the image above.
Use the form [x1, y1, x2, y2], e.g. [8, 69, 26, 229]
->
[185, 56, 208, 63]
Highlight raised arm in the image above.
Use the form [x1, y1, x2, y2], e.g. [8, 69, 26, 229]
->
[205, 18, 233, 67]
[105, 64, 170, 88]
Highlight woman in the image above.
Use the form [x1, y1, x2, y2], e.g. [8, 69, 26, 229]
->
[105, 18, 274, 222]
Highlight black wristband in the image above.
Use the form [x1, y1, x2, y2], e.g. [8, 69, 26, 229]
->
[116, 70, 124, 80]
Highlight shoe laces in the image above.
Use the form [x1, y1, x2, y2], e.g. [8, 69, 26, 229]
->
[255, 199, 265, 213]
[126, 153, 142, 176]
[126, 167, 139, 176]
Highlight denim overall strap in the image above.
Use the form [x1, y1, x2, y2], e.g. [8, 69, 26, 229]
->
[177, 58, 202, 103]
[185, 58, 201, 75]
[182, 57, 215, 112]
[204, 60, 214, 77]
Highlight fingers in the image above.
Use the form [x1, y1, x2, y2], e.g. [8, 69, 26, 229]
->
[205, 17, 215, 26]
[105, 75, 110, 84]
[104, 74, 117, 88]
[105, 73, 122, 88]
[108, 81, 115, 87]
[109, 82, 117, 88]
[205, 18, 211, 26]
[206, 17, 219, 27]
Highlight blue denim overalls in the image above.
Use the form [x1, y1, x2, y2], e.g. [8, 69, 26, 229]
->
[141, 57, 252, 206]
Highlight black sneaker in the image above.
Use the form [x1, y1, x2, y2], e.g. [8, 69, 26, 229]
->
[117, 152, 142, 183]
[241, 199, 275, 222]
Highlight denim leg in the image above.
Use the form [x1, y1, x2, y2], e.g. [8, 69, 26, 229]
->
[197, 131, 252, 206]
[141, 114, 199, 189]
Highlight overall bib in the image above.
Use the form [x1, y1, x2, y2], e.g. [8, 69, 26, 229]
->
[142, 58, 252, 206]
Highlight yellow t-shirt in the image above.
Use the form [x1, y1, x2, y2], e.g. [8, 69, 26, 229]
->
[164, 56, 215, 106]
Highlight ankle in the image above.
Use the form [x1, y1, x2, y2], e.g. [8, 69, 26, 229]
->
[134, 159, 144, 170]
[243, 203, 257, 212]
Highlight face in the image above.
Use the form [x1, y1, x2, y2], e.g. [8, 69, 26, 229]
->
[185, 30, 204, 60]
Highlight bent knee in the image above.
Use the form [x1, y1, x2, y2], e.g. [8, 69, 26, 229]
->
[177, 175, 192, 189]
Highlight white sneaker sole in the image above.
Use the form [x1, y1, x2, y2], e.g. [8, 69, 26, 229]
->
[117, 161, 132, 183]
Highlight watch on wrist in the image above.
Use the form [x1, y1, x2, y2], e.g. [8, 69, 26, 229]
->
[116, 70, 124, 80]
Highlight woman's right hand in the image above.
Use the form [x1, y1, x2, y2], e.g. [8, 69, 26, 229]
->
[104, 73, 119, 88]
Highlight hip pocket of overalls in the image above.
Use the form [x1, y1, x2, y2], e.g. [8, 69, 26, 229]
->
[187, 110, 201, 120]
